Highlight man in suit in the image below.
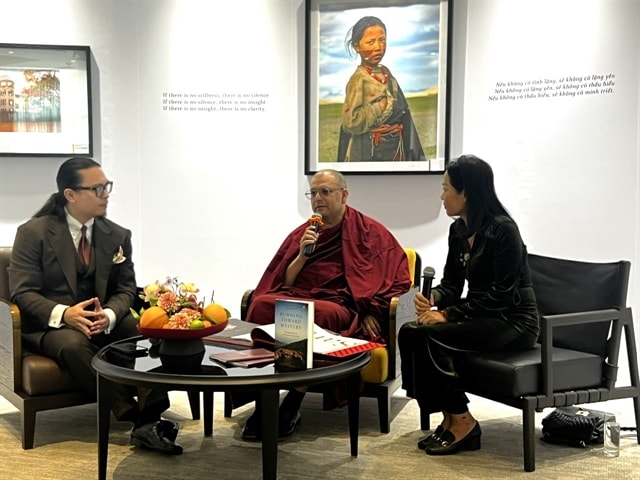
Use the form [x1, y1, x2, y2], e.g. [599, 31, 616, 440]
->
[8, 157, 182, 455]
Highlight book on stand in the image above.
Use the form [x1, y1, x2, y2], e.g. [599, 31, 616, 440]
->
[274, 298, 314, 371]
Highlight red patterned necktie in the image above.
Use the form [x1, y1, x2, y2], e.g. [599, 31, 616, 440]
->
[78, 225, 91, 267]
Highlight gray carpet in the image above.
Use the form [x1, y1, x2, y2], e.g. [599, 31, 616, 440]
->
[1, 391, 638, 479]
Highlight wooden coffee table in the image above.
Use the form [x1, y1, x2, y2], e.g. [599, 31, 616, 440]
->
[92, 336, 370, 480]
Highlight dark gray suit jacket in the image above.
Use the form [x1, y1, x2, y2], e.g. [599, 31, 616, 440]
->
[8, 214, 137, 348]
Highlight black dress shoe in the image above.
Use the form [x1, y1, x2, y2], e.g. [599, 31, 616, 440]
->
[241, 413, 261, 441]
[425, 422, 481, 456]
[131, 422, 183, 455]
[417, 425, 444, 450]
[157, 419, 179, 443]
[278, 410, 301, 439]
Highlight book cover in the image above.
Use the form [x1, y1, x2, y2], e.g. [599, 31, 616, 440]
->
[209, 348, 275, 368]
[274, 298, 314, 370]
[202, 317, 256, 347]
[312, 325, 385, 358]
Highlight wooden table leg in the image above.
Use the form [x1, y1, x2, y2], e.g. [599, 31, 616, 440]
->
[346, 373, 360, 457]
[97, 374, 114, 480]
[260, 389, 279, 480]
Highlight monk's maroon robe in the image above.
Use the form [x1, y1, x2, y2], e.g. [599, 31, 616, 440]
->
[246, 206, 410, 341]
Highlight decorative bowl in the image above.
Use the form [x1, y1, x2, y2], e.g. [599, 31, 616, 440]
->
[137, 321, 228, 340]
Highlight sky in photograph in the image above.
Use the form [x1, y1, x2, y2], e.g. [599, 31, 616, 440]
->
[316, 2, 442, 102]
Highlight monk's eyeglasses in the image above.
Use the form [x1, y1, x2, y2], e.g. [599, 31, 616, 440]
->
[305, 187, 344, 199]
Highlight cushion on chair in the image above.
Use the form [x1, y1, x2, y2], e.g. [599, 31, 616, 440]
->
[360, 346, 388, 384]
[463, 345, 604, 398]
[22, 353, 83, 396]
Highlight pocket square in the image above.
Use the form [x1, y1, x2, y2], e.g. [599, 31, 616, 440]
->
[113, 246, 126, 264]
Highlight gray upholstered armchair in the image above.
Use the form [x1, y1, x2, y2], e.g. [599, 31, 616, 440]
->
[419, 253, 640, 472]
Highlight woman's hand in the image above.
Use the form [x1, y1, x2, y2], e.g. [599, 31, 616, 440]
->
[414, 292, 433, 315]
[416, 310, 448, 326]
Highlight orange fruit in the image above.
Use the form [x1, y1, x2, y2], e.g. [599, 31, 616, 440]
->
[139, 306, 169, 328]
[203, 303, 229, 324]
[202, 320, 213, 328]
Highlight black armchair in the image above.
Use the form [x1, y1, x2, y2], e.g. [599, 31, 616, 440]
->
[420, 253, 640, 472]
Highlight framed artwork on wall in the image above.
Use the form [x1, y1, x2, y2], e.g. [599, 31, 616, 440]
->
[305, 0, 452, 175]
[0, 43, 93, 157]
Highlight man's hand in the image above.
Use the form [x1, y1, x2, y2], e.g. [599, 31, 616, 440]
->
[298, 224, 319, 257]
[362, 314, 382, 341]
[63, 297, 106, 338]
[89, 297, 110, 336]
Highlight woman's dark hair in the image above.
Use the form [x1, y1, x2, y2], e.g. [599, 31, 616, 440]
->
[345, 16, 386, 59]
[446, 154, 511, 237]
[34, 157, 101, 219]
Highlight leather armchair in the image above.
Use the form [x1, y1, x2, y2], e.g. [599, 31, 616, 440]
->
[0, 246, 93, 449]
[226, 247, 421, 433]
[0, 246, 203, 448]
[420, 253, 640, 472]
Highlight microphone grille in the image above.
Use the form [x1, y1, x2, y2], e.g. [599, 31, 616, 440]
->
[423, 266, 436, 278]
[311, 213, 323, 219]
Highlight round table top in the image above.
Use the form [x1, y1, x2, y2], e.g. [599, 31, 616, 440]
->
[92, 336, 371, 391]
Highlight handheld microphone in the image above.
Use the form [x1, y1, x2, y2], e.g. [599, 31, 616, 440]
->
[304, 213, 323, 257]
[421, 266, 436, 300]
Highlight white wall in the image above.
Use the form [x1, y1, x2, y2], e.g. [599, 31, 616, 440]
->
[1, 1, 638, 345]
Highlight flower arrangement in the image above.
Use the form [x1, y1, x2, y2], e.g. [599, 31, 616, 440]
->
[131, 277, 229, 330]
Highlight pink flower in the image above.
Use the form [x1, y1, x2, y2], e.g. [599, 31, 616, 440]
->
[157, 291, 180, 314]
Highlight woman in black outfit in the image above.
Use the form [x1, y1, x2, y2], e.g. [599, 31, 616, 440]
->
[398, 155, 539, 456]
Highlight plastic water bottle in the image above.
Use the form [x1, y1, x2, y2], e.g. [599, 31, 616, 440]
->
[603, 417, 620, 458]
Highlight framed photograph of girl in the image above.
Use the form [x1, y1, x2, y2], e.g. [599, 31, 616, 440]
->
[305, 0, 452, 175]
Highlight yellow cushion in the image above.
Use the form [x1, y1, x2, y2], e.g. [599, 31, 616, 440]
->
[360, 346, 388, 384]
[360, 248, 417, 384]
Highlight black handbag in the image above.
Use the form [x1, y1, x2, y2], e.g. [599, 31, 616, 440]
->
[541, 406, 609, 448]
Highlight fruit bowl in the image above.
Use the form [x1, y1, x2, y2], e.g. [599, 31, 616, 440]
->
[137, 321, 228, 340]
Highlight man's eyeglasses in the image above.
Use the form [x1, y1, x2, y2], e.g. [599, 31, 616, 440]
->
[304, 187, 344, 199]
[73, 181, 113, 197]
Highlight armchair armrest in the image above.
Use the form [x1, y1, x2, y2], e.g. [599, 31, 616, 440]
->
[0, 297, 23, 391]
[240, 289, 254, 320]
[388, 296, 400, 379]
[540, 308, 623, 398]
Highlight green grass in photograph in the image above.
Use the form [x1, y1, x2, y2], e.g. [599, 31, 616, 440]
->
[317, 95, 439, 162]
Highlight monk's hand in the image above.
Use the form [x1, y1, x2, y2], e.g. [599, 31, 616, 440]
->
[414, 292, 433, 315]
[299, 225, 319, 257]
[63, 298, 102, 338]
[362, 314, 382, 341]
[416, 310, 447, 326]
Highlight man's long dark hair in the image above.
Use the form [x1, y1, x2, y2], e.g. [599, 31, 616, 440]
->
[34, 157, 101, 219]
[446, 154, 512, 238]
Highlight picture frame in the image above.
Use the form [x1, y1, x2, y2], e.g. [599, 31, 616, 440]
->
[305, 0, 452, 175]
[0, 43, 93, 157]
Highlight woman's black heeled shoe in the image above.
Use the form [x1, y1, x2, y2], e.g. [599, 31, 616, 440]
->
[425, 422, 481, 456]
[417, 425, 444, 450]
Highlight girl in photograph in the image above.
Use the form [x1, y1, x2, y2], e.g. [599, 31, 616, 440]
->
[337, 16, 425, 162]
